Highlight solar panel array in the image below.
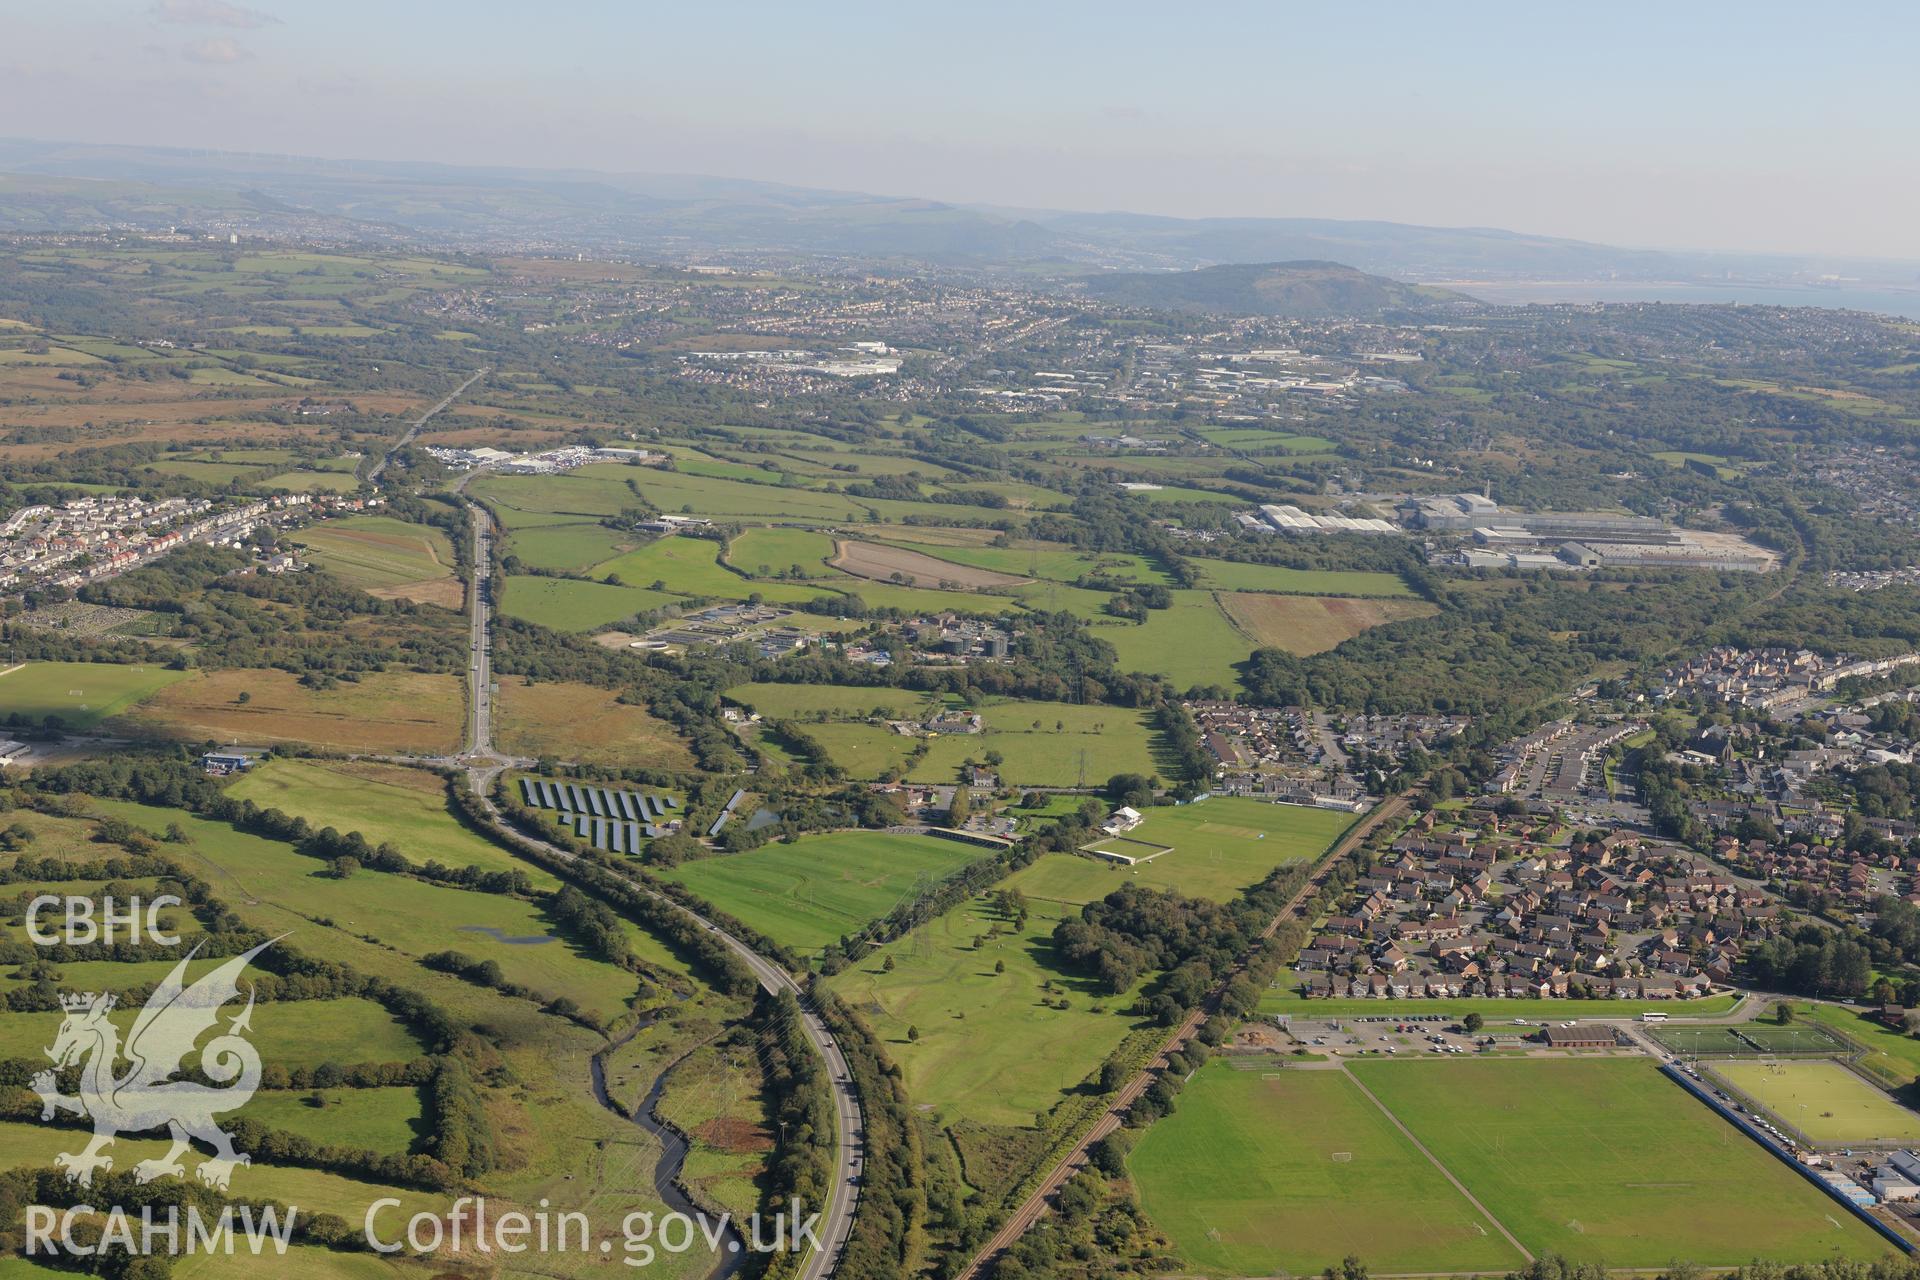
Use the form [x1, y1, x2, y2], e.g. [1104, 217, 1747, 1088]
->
[519, 777, 680, 853]
[708, 787, 747, 838]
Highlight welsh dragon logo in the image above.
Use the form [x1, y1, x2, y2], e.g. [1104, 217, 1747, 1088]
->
[31, 939, 278, 1191]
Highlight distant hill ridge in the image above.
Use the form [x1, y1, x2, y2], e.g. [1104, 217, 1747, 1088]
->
[0, 138, 1908, 286]
[1076, 260, 1473, 317]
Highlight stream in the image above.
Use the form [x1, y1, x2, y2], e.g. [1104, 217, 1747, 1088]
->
[589, 1019, 748, 1280]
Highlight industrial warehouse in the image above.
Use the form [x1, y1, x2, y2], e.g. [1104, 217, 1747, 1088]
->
[1237, 491, 1776, 571]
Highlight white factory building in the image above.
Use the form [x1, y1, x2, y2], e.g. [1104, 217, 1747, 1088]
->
[1256, 504, 1398, 535]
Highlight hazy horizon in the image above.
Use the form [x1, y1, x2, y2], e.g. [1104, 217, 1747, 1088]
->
[5, 0, 1918, 261]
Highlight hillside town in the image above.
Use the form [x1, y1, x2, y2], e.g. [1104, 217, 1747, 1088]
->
[0, 491, 370, 597]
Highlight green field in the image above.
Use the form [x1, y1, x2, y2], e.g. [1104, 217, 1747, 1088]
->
[1096, 591, 1260, 691]
[826, 860, 1151, 1127]
[91, 801, 645, 1024]
[147, 458, 265, 482]
[727, 527, 838, 578]
[166, 1250, 435, 1280]
[0, 1113, 441, 1228]
[1349, 1058, 1890, 1265]
[661, 444, 791, 483]
[837, 579, 1026, 617]
[184, 448, 302, 464]
[655, 1035, 773, 1221]
[725, 682, 933, 721]
[263, 469, 361, 493]
[473, 468, 659, 520]
[855, 493, 1024, 527]
[907, 700, 1163, 786]
[592, 534, 827, 603]
[798, 723, 922, 778]
[498, 574, 680, 631]
[166, 1247, 431, 1280]
[0, 995, 425, 1070]
[290, 515, 452, 591]
[0, 1119, 444, 1223]
[486, 500, 612, 531]
[1654, 450, 1745, 480]
[722, 689, 1167, 786]
[661, 831, 988, 954]
[0, 760, 708, 1274]
[1131, 1064, 1523, 1276]
[1714, 1058, 1920, 1144]
[1007, 580, 1117, 620]
[0, 660, 185, 729]
[1, 956, 184, 992]
[1190, 559, 1413, 597]
[624, 467, 866, 521]
[243, 1085, 424, 1152]
[896, 704, 1161, 785]
[228, 758, 557, 887]
[503, 520, 636, 571]
[1018, 798, 1354, 903]
[1193, 427, 1336, 452]
[1124, 483, 1243, 504]
[0, 809, 132, 862]
[882, 540, 1171, 586]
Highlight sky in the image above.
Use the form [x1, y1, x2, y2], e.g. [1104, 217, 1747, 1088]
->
[3, 0, 1916, 260]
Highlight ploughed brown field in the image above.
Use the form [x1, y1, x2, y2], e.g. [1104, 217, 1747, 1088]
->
[853, 523, 1009, 547]
[493, 676, 698, 769]
[117, 668, 466, 755]
[371, 577, 466, 608]
[0, 379, 430, 460]
[830, 539, 1030, 589]
[1218, 592, 1437, 655]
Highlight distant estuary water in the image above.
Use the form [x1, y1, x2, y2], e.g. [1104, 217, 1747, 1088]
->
[1434, 279, 1920, 321]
